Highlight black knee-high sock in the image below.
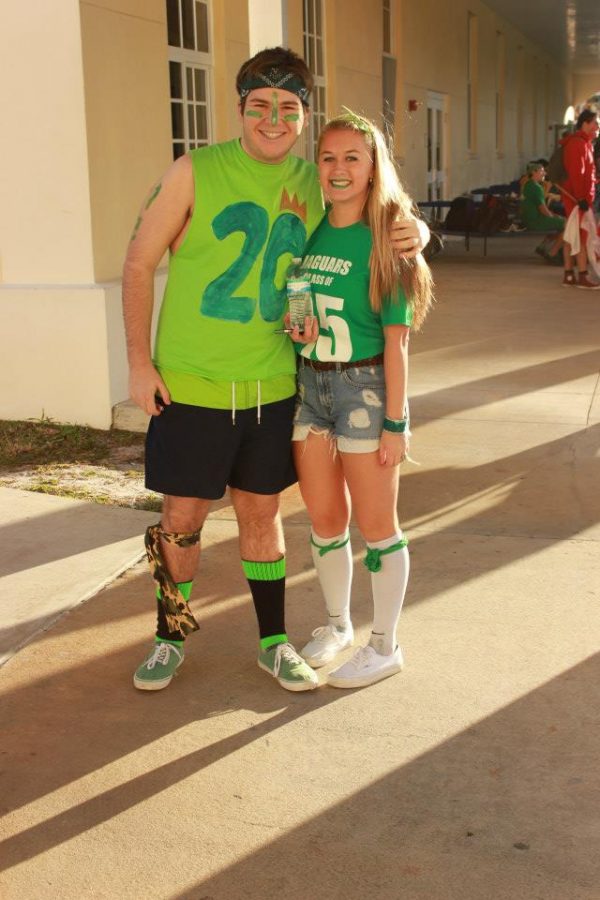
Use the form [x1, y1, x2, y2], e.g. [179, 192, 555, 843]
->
[242, 559, 287, 649]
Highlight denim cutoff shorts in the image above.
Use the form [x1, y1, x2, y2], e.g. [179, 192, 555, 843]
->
[292, 360, 388, 453]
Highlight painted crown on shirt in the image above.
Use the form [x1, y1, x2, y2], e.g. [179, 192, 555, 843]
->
[280, 188, 307, 222]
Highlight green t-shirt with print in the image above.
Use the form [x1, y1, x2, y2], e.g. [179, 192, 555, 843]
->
[296, 217, 413, 362]
[154, 139, 324, 408]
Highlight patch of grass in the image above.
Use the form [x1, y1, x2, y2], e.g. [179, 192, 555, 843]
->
[0, 418, 144, 470]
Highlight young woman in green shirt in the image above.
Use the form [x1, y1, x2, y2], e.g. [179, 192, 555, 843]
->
[289, 112, 433, 688]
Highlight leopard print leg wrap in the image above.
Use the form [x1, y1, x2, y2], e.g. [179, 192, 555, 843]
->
[144, 523, 201, 635]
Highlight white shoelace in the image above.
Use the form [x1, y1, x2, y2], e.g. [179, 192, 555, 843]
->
[310, 625, 339, 643]
[271, 642, 302, 676]
[146, 642, 180, 670]
[347, 646, 377, 670]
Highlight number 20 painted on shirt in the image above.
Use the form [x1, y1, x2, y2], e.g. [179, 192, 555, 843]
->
[201, 201, 307, 324]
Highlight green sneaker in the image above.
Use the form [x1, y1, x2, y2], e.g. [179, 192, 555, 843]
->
[257, 642, 319, 692]
[133, 642, 184, 691]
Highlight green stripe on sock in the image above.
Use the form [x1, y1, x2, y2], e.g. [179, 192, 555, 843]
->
[260, 633, 288, 651]
[155, 636, 184, 647]
[242, 558, 285, 581]
[155, 580, 193, 600]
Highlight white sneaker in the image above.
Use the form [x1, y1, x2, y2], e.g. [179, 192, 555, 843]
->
[300, 624, 354, 668]
[327, 644, 403, 688]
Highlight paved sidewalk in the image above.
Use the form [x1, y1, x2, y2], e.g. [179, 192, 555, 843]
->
[1, 238, 599, 899]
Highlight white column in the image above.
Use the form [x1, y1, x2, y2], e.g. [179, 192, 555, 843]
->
[248, 0, 288, 55]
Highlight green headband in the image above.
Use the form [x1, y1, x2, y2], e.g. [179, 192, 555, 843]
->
[238, 67, 310, 104]
[337, 107, 374, 137]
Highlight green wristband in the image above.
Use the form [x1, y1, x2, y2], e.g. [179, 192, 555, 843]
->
[382, 417, 408, 433]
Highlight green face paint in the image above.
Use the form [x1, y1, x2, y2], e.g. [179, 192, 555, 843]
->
[245, 109, 262, 118]
[283, 113, 300, 122]
[271, 91, 279, 126]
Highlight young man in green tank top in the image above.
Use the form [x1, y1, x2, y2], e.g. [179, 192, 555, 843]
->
[122, 46, 429, 694]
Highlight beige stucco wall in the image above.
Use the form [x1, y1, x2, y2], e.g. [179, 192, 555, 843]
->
[212, 0, 250, 141]
[0, 0, 94, 283]
[398, 0, 569, 201]
[80, 0, 172, 283]
[328, 0, 382, 124]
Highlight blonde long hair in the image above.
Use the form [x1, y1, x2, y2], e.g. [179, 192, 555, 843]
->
[317, 111, 433, 330]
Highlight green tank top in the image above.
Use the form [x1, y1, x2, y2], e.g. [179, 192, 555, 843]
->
[297, 217, 413, 362]
[154, 140, 324, 408]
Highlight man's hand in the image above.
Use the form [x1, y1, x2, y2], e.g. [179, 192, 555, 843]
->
[129, 362, 171, 416]
[391, 218, 430, 258]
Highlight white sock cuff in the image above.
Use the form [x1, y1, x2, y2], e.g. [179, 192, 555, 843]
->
[311, 528, 350, 547]
[366, 532, 404, 551]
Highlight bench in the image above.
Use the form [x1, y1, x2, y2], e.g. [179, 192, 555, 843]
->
[418, 200, 560, 257]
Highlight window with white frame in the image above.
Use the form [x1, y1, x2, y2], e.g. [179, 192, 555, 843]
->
[303, 0, 327, 162]
[382, 0, 397, 141]
[516, 46, 524, 154]
[166, 0, 213, 159]
[467, 12, 478, 153]
[495, 31, 505, 154]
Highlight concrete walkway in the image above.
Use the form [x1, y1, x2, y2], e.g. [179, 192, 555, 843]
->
[1, 237, 599, 899]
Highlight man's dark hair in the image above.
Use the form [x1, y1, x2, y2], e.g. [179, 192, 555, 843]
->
[236, 47, 313, 109]
[576, 108, 598, 130]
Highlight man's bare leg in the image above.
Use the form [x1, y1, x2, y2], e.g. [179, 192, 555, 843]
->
[133, 495, 211, 691]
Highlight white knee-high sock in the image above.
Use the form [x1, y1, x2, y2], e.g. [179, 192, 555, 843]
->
[365, 532, 409, 655]
[311, 529, 353, 630]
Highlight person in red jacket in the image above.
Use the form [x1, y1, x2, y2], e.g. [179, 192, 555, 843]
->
[560, 109, 599, 289]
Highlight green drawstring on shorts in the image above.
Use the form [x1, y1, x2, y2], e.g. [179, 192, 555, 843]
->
[364, 538, 408, 573]
[310, 534, 350, 556]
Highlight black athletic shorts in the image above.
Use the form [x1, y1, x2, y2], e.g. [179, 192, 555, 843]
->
[145, 396, 297, 499]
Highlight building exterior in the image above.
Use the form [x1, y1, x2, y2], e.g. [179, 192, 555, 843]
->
[0, 0, 585, 427]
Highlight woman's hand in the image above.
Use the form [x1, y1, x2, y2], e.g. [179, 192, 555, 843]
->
[283, 312, 319, 344]
[379, 431, 408, 467]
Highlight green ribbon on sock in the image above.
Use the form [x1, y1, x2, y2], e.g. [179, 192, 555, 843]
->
[310, 534, 350, 557]
[364, 539, 408, 573]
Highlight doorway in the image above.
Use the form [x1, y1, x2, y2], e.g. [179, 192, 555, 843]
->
[426, 91, 447, 200]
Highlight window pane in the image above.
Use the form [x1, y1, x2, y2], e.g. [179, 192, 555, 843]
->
[316, 0, 322, 31]
[316, 38, 323, 76]
[182, 0, 195, 50]
[186, 66, 193, 100]
[307, 0, 315, 33]
[427, 108, 432, 169]
[196, 1, 209, 52]
[171, 102, 184, 139]
[188, 104, 195, 140]
[173, 142, 185, 160]
[167, 0, 181, 47]
[383, 11, 391, 54]
[196, 105, 207, 140]
[169, 61, 182, 99]
[307, 38, 314, 72]
[194, 68, 206, 101]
